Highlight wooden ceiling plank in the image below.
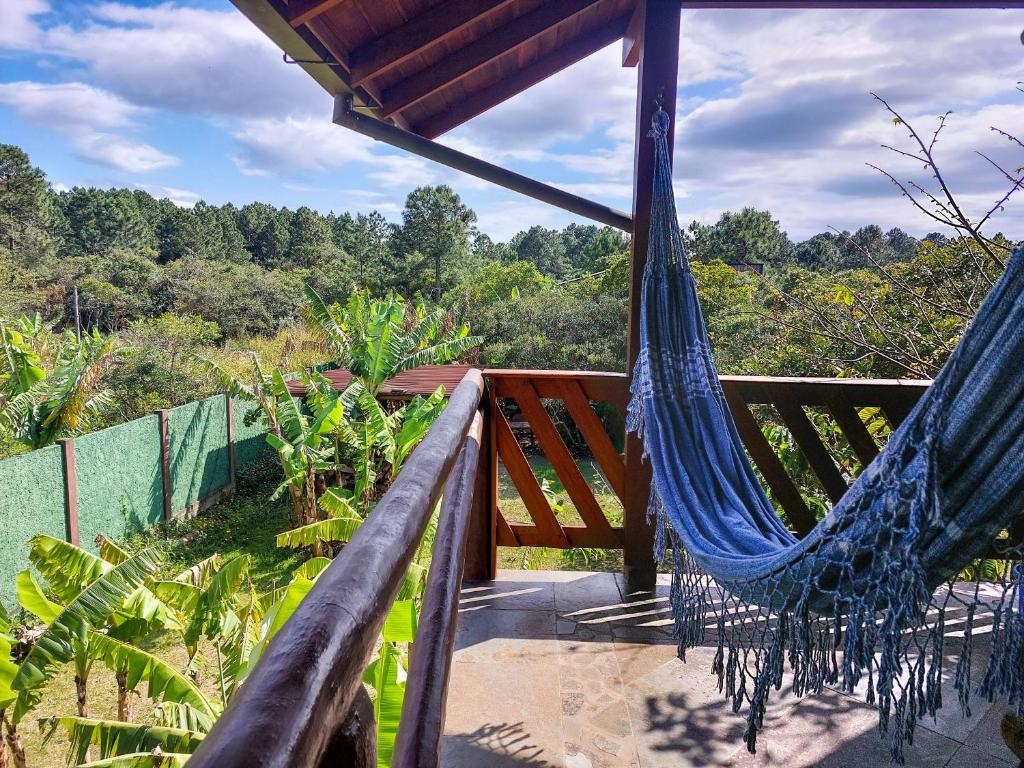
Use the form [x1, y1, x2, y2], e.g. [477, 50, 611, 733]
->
[350, 0, 518, 87]
[288, 0, 349, 28]
[381, 0, 600, 118]
[414, 12, 629, 138]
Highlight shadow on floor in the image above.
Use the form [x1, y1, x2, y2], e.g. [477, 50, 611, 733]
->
[442, 722, 556, 767]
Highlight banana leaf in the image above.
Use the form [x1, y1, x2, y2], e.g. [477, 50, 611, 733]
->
[45, 716, 204, 766]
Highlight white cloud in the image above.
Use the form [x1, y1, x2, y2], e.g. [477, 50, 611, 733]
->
[0, 0, 47, 49]
[34, 3, 327, 118]
[134, 183, 201, 207]
[0, 81, 178, 172]
[72, 133, 177, 173]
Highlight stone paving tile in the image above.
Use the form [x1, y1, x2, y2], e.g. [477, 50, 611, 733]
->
[443, 572, 1018, 768]
[443, 658, 564, 768]
[461, 579, 556, 612]
[964, 704, 1020, 765]
[553, 572, 624, 616]
[454, 606, 559, 665]
[717, 688, 963, 768]
[558, 638, 640, 767]
[944, 744, 1016, 767]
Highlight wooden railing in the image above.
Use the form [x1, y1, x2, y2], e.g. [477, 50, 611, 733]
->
[187, 370, 485, 768]
[472, 370, 933, 574]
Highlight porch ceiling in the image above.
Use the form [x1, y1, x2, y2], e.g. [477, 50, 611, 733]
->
[232, 0, 636, 138]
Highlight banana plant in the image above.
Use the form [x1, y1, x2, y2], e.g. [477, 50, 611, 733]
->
[1, 322, 117, 449]
[274, 487, 364, 550]
[266, 371, 345, 533]
[11, 546, 163, 732]
[303, 286, 481, 396]
[0, 600, 28, 768]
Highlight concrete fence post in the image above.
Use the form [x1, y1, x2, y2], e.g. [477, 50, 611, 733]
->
[158, 409, 173, 521]
[58, 438, 80, 546]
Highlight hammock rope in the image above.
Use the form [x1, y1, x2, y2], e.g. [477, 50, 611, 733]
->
[628, 106, 1024, 763]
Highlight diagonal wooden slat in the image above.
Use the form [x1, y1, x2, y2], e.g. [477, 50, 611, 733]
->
[549, 378, 626, 503]
[501, 378, 620, 545]
[825, 393, 880, 468]
[349, 0, 517, 86]
[381, 0, 598, 117]
[773, 400, 849, 504]
[723, 389, 817, 536]
[880, 398, 915, 429]
[494, 408, 570, 547]
[495, 508, 519, 546]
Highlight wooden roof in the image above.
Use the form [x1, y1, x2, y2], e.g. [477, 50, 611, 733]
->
[235, 0, 637, 138]
[286, 363, 480, 398]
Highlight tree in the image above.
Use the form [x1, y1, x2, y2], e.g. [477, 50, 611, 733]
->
[560, 224, 629, 274]
[0, 145, 54, 265]
[393, 186, 476, 300]
[334, 211, 394, 296]
[287, 206, 336, 269]
[58, 188, 155, 257]
[118, 313, 220, 407]
[511, 226, 568, 279]
[687, 208, 794, 268]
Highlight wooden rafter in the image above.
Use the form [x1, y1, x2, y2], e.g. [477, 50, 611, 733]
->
[381, 0, 600, 118]
[287, 0, 348, 28]
[349, 0, 518, 87]
[414, 12, 630, 138]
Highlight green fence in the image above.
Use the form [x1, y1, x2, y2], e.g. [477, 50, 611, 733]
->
[0, 394, 271, 607]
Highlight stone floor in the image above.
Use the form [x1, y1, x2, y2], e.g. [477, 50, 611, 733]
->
[440, 570, 1020, 768]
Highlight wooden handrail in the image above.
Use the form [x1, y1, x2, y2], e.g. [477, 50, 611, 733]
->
[392, 411, 484, 768]
[186, 369, 484, 768]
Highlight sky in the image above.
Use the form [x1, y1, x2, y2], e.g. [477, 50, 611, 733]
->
[0, 1, 1021, 242]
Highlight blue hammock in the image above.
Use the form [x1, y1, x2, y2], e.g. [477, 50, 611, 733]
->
[628, 108, 1024, 762]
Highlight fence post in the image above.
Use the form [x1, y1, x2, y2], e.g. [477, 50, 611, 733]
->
[463, 383, 496, 581]
[225, 394, 237, 492]
[158, 409, 173, 522]
[58, 438, 80, 546]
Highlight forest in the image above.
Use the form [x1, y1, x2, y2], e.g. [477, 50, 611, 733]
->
[0, 126, 1020, 461]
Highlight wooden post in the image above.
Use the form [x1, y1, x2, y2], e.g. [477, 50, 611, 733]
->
[158, 409, 173, 522]
[464, 385, 496, 581]
[623, 0, 680, 593]
[58, 438, 80, 546]
[225, 395, 237, 491]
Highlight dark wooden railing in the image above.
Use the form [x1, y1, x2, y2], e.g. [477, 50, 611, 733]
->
[187, 369, 485, 768]
[190, 368, 1009, 767]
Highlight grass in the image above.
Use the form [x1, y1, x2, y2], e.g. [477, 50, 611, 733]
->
[121, 463, 304, 590]
[496, 454, 625, 572]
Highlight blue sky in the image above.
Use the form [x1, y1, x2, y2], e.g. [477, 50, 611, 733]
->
[1, 1, 1021, 241]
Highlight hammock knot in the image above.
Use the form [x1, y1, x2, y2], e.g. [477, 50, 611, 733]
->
[648, 107, 671, 139]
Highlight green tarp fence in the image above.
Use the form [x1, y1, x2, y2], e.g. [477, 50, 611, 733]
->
[0, 394, 272, 607]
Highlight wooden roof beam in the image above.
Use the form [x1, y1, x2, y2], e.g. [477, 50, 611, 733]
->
[621, 0, 643, 67]
[380, 0, 601, 118]
[349, 0, 518, 87]
[287, 0, 348, 28]
[413, 12, 630, 139]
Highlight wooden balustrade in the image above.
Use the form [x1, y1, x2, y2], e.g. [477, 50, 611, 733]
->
[475, 370, 933, 563]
